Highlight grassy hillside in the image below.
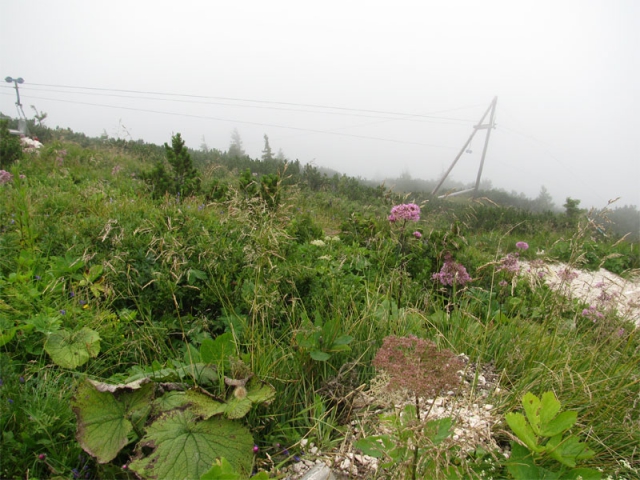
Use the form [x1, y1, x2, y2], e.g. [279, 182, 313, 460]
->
[0, 130, 638, 479]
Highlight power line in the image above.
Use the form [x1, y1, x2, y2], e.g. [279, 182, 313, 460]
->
[7, 92, 457, 150]
[26, 82, 480, 123]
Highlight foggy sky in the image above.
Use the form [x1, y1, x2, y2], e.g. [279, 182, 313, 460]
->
[1, 0, 638, 209]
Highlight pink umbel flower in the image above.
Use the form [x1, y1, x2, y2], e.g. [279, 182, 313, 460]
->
[388, 203, 420, 222]
[582, 305, 604, 322]
[432, 254, 472, 287]
[515, 241, 529, 251]
[0, 170, 13, 184]
[413, 231, 422, 239]
[498, 253, 520, 274]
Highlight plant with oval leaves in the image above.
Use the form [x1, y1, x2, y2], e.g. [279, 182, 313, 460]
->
[505, 391, 601, 480]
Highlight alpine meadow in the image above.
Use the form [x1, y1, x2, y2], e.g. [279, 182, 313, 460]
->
[1, 118, 640, 480]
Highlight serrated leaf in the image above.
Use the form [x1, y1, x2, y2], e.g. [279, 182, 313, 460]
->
[547, 435, 591, 468]
[154, 391, 189, 412]
[559, 467, 602, 480]
[540, 391, 562, 425]
[45, 327, 100, 369]
[184, 390, 226, 419]
[506, 442, 549, 480]
[199, 457, 241, 480]
[505, 412, 542, 453]
[310, 350, 331, 361]
[129, 410, 253, 480]
[224, 396, 252, 419]
[73, 378, 154, 463]
[245, 378, 276, 405]
[522, 392, 542, 436]
[424, 417, 453, 445]
[354, 436, 395, 458]
[540, 411, 577, 437]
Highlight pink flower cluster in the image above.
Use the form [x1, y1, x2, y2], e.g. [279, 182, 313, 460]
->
[582, 305, 604, 322]
[516, 241, 529, 251]
[0, 170, 13, 184]
[388, 203, 420, 222]
[432, 254, 472, 287]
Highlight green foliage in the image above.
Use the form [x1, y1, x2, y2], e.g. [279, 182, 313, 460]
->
[505, 391, 600, 479]
[355, 406, 458, 479]
[0, 119, 23, 168]
[73, 369, 272, 477]
[140, 132, 201, 199]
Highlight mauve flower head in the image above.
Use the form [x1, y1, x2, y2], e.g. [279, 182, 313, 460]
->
[516, 241, 529, 251]
[0, 170, 13, 185]
[498, 253, 520, 274]
[432, 254, 472, 287]
[388, 203, 420, 222]
[413, 231, 422, 239]
[581, 305, 604, 322]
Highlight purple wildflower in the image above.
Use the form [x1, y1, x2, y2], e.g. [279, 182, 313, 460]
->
[253, 445, 259, 453]
[432, 254, 472, 287]
[499, 280, 508, 287]
[0, 170, 13, 185]
[388, 203, 420, 222]
[581, 305, 604, 322]
[60, 309, 66, 315]
[515, 241, 529, 251]
[69, 292, 75, 298]
[35, 275, 41, 281]
[38, 454, 47, 461]
[79, 299, 87, 306]
[558, 268, 578, 283]
[498, 253, 520, 274]
[413, 231, 422, 239]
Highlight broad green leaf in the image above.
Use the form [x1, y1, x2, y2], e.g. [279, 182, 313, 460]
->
[199, 457, 241, 480]
[0, 326, 17, 347]
[333, 335, 354, 346]
[540, 411, 577, 437]
[187, 268, 207, 284]
[424, 417, 453, 445]
[559, 467, 602, 480]
[540, 391, 562, 425]
[45, 327, 100, 369]
[547, 435, 593, 468]
[354, 436, 395, 458]
[506, 442, 550, 480]
[129, 410, 253, 480]
[505, 412, 541, 453]
[184, 390, 226, 419]
[154, 391, 189, 412]
[522, 392, 542, 436]
[73, 378, 155, 463]
[200, 333, 235, 366]
[224, 395, 252, 419]
[245, 378, 276, 405]
[328, 343, 351, 353]
[87, 264, 104, 282]
[310, 350, 331, 361]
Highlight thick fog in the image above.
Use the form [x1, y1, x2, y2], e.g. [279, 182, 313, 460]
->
[1, 0, 638, 209]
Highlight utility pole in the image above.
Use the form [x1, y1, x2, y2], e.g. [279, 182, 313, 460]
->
[432, 97, 497, 197]
[4, 76, 29, 135]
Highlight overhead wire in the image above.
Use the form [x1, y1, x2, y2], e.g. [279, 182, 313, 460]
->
[4, 92, 458, 150]
[25, 82, 480, 123]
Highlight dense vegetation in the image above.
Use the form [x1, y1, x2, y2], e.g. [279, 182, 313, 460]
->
[1, 123, 639, 479]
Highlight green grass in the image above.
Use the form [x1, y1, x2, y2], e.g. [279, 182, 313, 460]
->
[0, 135, 638, 478]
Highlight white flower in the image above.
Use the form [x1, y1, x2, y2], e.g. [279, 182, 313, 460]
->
[310, 240, 326, 247]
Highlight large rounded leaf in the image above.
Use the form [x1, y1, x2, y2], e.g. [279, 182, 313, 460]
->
[45, 327, 100, 369]
[129, 410, 253, 479]
[73, 378, 154, 463]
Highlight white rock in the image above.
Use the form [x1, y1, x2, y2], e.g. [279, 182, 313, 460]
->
[339, 458, 351, 470]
